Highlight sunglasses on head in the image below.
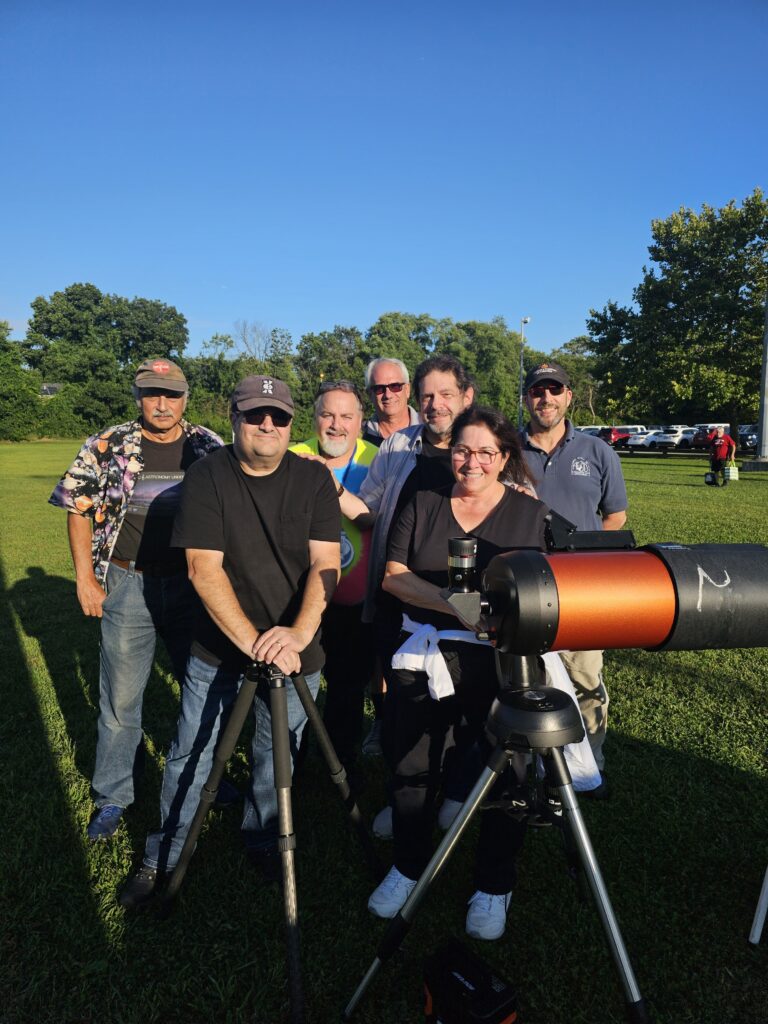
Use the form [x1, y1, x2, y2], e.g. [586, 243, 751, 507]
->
[240, 407, 293, 427]
[369, 381, 406, 396]
[528, 382, 566, 398]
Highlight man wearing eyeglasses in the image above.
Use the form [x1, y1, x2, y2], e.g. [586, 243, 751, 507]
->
[50, 358, 223, 843]
[291, 380, 378, 789]
[362, 358, 420, 446]
[521, 362, 627, 797]
[120, 375, 341, 906]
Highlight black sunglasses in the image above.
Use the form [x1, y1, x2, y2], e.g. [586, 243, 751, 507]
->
[240, 407, 293, 427]
[369, 381, 406, 396]
[528, 382, 566, 398]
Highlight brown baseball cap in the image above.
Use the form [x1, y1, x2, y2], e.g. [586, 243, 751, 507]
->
[524, 361, 571, 391]
[134, 357, 188, 394]
[230, 375, 294, 416]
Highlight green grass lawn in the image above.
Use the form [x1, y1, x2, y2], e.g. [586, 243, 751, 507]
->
[1, 442, 767, 1024]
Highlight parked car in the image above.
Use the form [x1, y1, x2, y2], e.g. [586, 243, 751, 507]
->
[626, 430, 665, 449]
[653, 427, 692, 448]
[598, 425, 647, 448]
[739, 424, 758, 452]
[575, 425, 603, 435]
[677, 428, 699, 449]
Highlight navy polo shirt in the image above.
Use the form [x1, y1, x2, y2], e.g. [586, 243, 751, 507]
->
[521, 421, 627, 531]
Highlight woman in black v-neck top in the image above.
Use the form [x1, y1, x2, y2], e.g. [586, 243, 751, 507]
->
[367, 406, 550, 939]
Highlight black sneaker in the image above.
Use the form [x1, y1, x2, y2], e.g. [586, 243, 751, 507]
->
[119, 866, 159, 909]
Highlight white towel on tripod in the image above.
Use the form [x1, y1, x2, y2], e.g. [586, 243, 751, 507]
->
[391, 617, 601, 791]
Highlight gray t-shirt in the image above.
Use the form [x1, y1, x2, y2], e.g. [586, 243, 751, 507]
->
[521, 421, 627, 531]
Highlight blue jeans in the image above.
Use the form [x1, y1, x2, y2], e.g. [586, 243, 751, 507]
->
[92, 562, 199, 809]
[144, 654, 321, 872]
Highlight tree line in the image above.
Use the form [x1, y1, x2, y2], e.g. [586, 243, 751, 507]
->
[1, 189, 765, 442]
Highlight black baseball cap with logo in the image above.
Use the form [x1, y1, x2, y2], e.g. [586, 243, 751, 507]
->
[230, 375, 294, 416]
[524, 362, 571, 392]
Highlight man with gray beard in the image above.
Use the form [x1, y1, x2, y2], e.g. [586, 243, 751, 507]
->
[291, 380, 379, 789]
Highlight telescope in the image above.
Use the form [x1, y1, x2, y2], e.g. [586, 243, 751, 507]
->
[447, 513, 768, 654]
[344, 518, 768, 1024]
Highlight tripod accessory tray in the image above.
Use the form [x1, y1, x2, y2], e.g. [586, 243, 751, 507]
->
[424, 938, 518, 1023]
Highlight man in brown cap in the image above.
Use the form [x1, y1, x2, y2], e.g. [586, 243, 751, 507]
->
[50, 357, 223, 841]
[120, 375, 341, 906]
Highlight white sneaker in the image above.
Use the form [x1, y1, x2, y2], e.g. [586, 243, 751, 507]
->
[465, 890, 512, 940]
[437, 798, 464, 831]
[368, 866, 417, 918]
[362, 719, 384, 757]
[372, 805, 393, 839]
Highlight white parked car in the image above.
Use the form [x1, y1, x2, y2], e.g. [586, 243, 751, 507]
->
[654, 427, 692, 447]
[626, 430, 666, 449]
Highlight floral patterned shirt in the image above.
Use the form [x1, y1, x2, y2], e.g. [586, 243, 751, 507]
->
[49, 419, 223, 585]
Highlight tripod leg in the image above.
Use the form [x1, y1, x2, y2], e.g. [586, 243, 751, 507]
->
[291, 672, 382, 878]
[544, 747, 652, 1024]
[342, 746, 509, 1021]
[268, 671, 305, 1024]
[163, 670, 259, 905]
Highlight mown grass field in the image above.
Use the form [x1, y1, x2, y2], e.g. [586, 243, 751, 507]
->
[1, 441, 767, 1024]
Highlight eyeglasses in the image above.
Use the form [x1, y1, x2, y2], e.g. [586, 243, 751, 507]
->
[451, 446, 501, 466]
[240, 407, 293, 427]
[527, 383, 566, 398]
[317, 380, 364, 402]
[369, 382, 406, 396]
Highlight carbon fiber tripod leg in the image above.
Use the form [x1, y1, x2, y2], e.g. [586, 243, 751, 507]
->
[163, 665, 261, 905]
[544, 747, 651, 1024]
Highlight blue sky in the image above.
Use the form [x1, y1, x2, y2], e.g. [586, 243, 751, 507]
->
[1, 0, 766, 356]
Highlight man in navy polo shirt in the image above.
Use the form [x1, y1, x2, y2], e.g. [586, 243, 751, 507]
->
[520, 362, 627, 796]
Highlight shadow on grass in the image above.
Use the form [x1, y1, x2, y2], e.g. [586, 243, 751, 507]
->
[7, 566, 183, 789]
[0, 557, 112, 1024]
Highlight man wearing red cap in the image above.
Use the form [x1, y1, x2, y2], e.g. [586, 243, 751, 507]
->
[50, 357, 223, 841]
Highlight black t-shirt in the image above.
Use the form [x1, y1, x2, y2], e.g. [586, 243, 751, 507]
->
[390, 439, 454, 534]
[112, 434, 198, 569]
[387, 485, 550, 631]
[171, 446, 341, 672]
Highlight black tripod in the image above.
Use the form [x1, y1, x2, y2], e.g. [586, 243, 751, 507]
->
[161, 660, 381, 1024]
[342, 655, 651, 1024]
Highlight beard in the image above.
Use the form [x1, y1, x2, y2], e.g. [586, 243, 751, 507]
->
[319, 434, 351, 458]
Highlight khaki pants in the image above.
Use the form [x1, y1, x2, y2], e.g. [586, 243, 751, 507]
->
[558, 649, 608, 771]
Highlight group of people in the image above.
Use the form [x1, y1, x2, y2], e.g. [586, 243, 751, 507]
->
[50, 351, 627, 941]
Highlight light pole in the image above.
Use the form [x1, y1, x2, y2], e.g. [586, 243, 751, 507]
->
[518, 316, 531, 429]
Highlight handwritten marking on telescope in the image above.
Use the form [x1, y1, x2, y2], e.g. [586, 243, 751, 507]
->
[696, 566, 732, 612]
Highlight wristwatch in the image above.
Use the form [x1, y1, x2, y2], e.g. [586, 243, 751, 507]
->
[337, 481, 345, 496]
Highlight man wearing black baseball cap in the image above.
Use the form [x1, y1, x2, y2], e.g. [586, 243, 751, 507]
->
[121, 375, 342, 905]
[520, 361, 628, 797]
[50, 357, 223, 842]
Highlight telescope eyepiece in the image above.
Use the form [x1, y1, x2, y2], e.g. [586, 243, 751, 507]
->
[448, 536, 478, 593]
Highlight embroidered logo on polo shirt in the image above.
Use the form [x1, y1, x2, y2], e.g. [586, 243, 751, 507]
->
[571, 457, 591, 477]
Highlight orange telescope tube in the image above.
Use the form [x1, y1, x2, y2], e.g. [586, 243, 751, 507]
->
[547, 551, 677, 651]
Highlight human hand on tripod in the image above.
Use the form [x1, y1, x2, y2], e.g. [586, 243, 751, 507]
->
[252, 625, 306, 675]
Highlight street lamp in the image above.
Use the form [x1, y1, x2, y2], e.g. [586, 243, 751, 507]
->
[518, 316, 531, 429]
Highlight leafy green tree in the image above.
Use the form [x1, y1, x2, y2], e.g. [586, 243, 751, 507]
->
[548, 336, 605, 424]
[0, 344, 41, 440]
[364, 312, 434, 375]
[588, 189, 768, 428]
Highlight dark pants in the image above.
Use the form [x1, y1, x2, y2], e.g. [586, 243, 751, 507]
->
[391, 643, 527, 894]
[321, 602, 375, 767]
